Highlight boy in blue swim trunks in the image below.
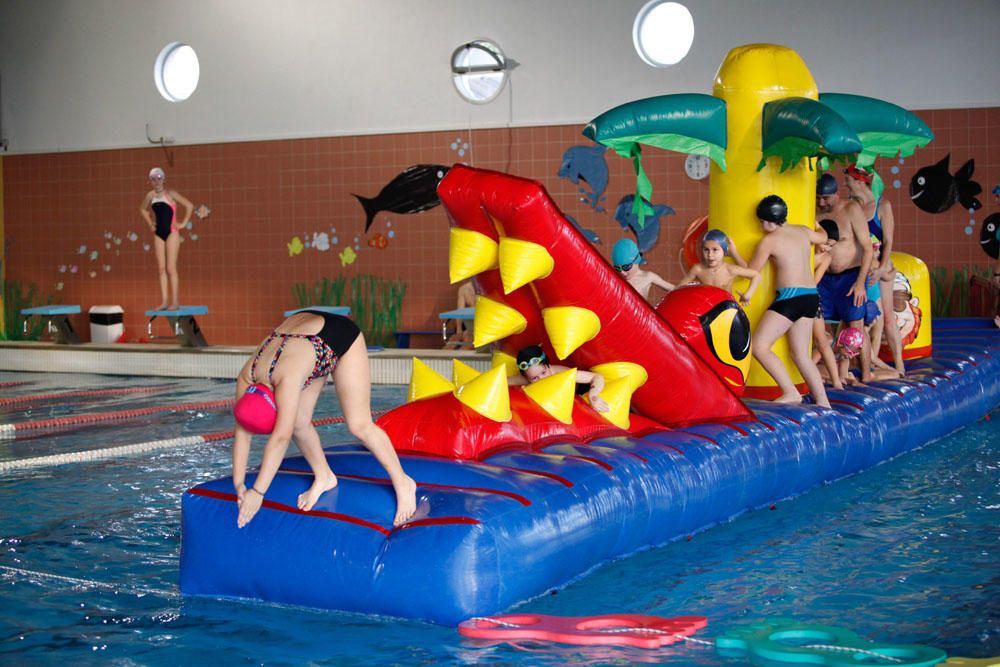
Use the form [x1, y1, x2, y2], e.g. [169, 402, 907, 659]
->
[748, 195, 831, 408]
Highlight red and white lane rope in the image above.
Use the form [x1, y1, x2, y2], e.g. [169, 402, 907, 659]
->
[0, 399, 235, 439]
[0, 381, 34, 388]
[0, 410, 388, 472]
[0, 385, 166, 407]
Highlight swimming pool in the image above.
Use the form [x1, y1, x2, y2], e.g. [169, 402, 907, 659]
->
[0, 370, 996, 665]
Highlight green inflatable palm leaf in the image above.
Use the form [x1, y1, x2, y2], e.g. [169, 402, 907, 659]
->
[759, 97, 863, 172]
[584, 93, 727, 227]
[818, 93, 934, 168]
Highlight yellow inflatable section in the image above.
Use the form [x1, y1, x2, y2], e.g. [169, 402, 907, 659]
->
[888, 252, 932, 359]
[709, 44, 819, 394]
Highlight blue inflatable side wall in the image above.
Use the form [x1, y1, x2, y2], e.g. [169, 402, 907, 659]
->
[180, 325, 999, 625]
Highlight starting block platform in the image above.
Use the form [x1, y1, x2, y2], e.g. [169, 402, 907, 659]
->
[439, 307, 475, 347]
[20, 305, 82, 344]
[145, 306, 209, 347]
[282, 306, 352, 318]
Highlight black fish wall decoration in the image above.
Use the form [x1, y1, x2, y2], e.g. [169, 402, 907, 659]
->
[353, 164, 451, 231]
[981, 213, 1000, 260]
[909, 154, 982, 214]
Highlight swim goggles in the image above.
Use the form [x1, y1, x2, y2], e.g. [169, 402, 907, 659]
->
[517, 352, 547, 371]
[613, 263, 634, 273]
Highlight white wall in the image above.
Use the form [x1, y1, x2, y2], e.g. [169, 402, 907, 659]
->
[1, 0, 997, 154]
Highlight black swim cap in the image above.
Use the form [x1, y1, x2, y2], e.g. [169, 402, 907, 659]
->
[817, 218, 839, 241]
[756, 195, 788, 224]
[816, 173, 838, 196]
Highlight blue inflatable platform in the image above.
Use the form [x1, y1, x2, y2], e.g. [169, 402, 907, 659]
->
[181, 322, 999, 624]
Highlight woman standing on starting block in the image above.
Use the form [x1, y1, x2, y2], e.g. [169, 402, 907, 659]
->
[139, 167, 193, 310]
[231, 310, 417, 528]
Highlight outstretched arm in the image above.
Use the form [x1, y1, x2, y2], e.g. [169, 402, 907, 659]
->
[649, 271, 676, 292]
[139, 192, 154, 232]
[236, 378, 301, 528]
[576, 369, 609, 413]
[731, 265, 761, 305]
[675, 265, 702, 288]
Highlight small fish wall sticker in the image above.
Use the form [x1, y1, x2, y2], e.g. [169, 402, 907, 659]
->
[353, 165, 450, 232]
[558, 143, 609, 212]
[367, 232, 389, 249]
[613, 194, 674, 253]
[339, 246, 357, 266]
[909, 153, 982, 213]
[288, 236, 304, 256]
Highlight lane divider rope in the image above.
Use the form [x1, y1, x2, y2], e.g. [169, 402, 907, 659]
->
[0, 409, 389, 472]
[0, 399, 235, 439]
[0, 385, 166, 407]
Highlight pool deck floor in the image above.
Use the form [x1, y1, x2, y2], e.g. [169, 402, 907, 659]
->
[0, 341, 491, 384]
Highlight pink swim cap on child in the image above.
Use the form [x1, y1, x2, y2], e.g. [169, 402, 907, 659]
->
[836, 327, 865, 358]
[233, 383, 277, 434]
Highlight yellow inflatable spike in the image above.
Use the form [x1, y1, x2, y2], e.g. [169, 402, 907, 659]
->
[492, 350, 519, 378]
[522, 368, 578, 425]
[454, 365, 511, 422]
[473, 296, 528, 348]
[587, 377, 635, 429]
[590, 362, 649, 393]
[452, 359, 481, 387]
[498, 237, 555, 294]
[542, 306, 601, 359]
[407, 358, 455, 402]
[449, 228, 498, 284]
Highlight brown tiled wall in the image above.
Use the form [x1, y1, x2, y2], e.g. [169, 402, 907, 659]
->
[4, 107, 998, 346]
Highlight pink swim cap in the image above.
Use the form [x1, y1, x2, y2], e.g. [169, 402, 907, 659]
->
[233, 383, 277, 434]
[836, 327, 865, 358]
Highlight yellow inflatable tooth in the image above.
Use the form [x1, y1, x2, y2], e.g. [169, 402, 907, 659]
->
[522, 368, 578, 425]
[473, 296, 528, 348]
[498, 238, 555, 294]
[408, 358, 455, 402]
[542, 306, 601, 359]
[590, 362, 649, 392]
[454, 365, 512, 422]
[492, 350, 519, 378]
[449, 228, 498, 284]
[588, 377, 635, 429]
[452, 359, 481, 387]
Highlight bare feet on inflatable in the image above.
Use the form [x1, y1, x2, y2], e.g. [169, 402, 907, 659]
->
[774, 392, 803, 405]
[154, 302, 169, 311]
[298, 472, 338, 511]
[167, 303, 180, 311]
[391, 475, 418, 526]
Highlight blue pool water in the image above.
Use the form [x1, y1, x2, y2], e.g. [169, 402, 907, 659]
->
[0, 370, 997, 665]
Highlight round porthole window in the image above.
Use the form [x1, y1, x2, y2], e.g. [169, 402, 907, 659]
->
[154, 42, 200, 102]
[451, 40, 509, 104]
[633, 1, 695, 67]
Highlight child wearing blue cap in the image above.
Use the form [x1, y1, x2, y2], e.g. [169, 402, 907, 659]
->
[611, 238, 675, 303]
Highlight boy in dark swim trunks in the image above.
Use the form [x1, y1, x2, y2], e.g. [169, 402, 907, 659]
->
[231, 310, 417, 529]
[747, 195, 831, 408]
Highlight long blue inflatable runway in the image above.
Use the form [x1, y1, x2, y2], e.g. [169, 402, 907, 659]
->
[180, 322, 999, 625]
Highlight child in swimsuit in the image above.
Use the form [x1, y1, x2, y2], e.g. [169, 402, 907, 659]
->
[747, 195, 831, 408]
[232, 310, 417, 529]
[139, 167, 193, 310]
[676, 229, 760, 305]
[507, 344, 610, 413]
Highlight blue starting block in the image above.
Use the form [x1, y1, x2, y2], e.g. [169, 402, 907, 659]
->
[438, 307, 475, 344]
[282, 306, 352, 318]
[145, 306, 209, 347]
[20, 305, 82, 344]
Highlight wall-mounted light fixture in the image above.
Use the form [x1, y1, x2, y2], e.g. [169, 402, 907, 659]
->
[450, 39, 517, 104]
